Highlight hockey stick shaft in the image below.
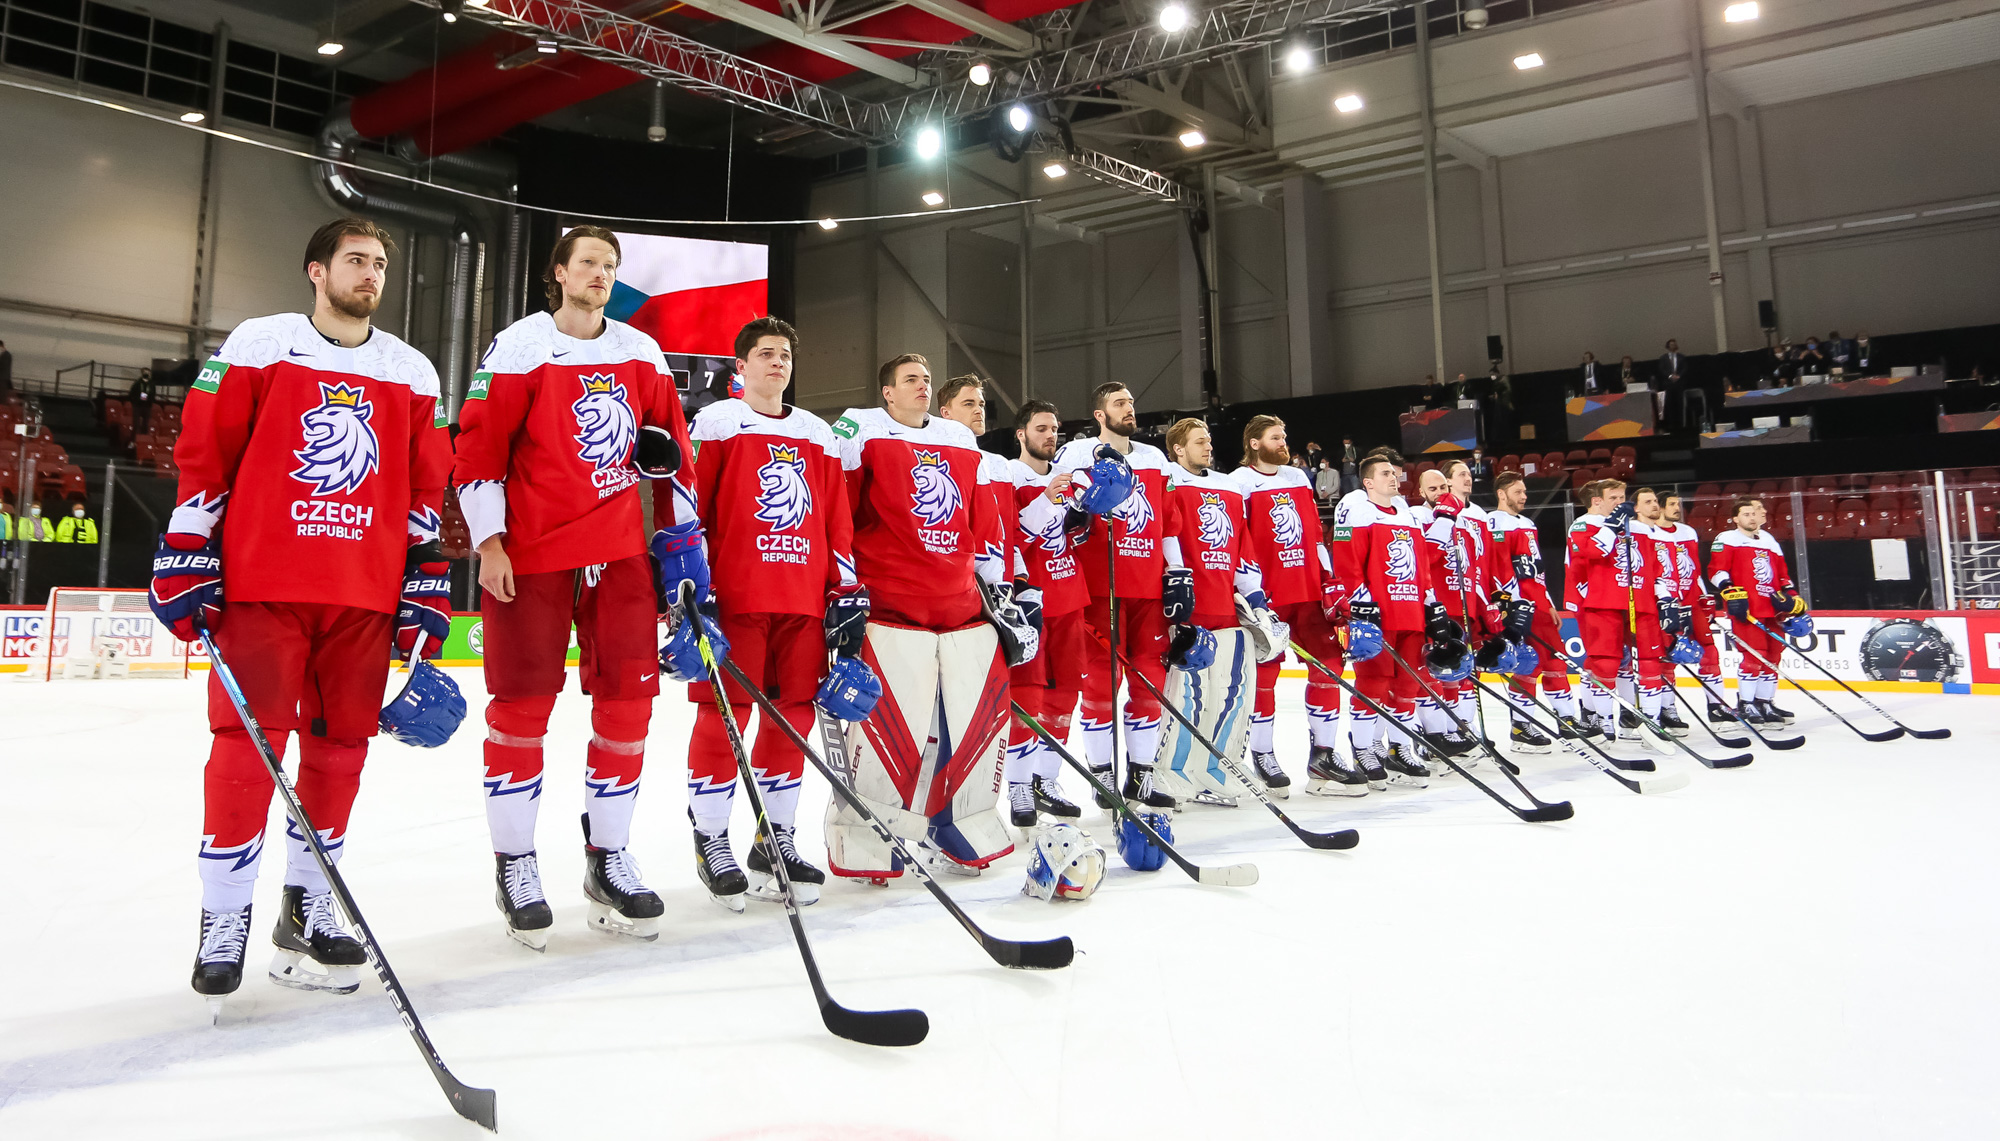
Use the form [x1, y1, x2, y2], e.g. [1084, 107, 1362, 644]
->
[1372, 639, 1577, 814]
[714, 654, 1072, 970]
[1725, 622, 1900, 742]
[683, 584, 927, 1047]
[1528, 632, 1752, 768]
[202, 629, 497, 1131]
[1672, 662, 1798, 750]
[1106, 534, 1122, 776]
[1087, 630, 1358, 850]
[1012, 702, 1258, 887]
[1463, 671, 1669, 794]
[1749, 619, 1948, 739]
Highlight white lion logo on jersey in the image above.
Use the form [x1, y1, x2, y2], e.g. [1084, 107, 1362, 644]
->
[753, 443, 812, 532]
[1112, 482, 1154, 533]
[291, 381, 379, 495]
[1196, 492, 1233, 549]
[1752, 552, 1774, 589]
[1026, 503, 1066, 554]
[1676, 545, 1697, 583]
[1385, 530, 1417, 582]
[571, 373, 637, 471]
[1269, 495, 1304, 548]
[909, 450, 962, 527]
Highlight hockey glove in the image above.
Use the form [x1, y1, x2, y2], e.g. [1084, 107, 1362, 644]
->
[394, 541, 452, 661]
[814, 653, 882, 722]
[1161, 566, 1195, 623]
[1504, 597, 1535, 641]
[1076, 448, 1136, 517]
[1771, 585, 1809, 619]
[1432, 492, 1465, 519]
[1319, 575, 1349, 623]
[1604, 501, 1637, 532]
[1167, 624, 1217, 672]
[1659, 599, 1692, 638]
[1348, 598, 1383, 629]
[1423, 600, 1463, 647]
[631, 425, 684, 479]
[824, 584, 871, 658]
[660, 601, 730, 683]
[1014, 579, 1045, 635]
[1063, 506, 1095, 541]
[979, 577, 1040, 667]
[650, 521, 711, 605]
[149, 531, 222, 642]
[1718, 584, 1750, 621]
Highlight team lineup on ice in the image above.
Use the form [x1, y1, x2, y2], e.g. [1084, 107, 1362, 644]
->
[5, 219, 1991, 1140]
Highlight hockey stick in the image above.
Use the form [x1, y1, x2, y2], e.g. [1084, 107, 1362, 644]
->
[713, 655, 1074, 971]
[1012, 703, 1259, 887]
[1466, 670, 1690, 795]
[202, 627, 498, 1132]
[1672, 663, 1800, 750]
[1751, 619, 1949, 740]
[1288, 639, 1575, 823]
[1529, 632, 1753, 769]
[681, 584, 928, 1047]
[1726, 621, 1902, 743]
[1085, 630, 1360, 851]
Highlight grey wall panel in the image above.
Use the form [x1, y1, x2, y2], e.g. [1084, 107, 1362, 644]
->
[1215, 203, 1288, 306]
[1331, 290, 1487, 390]
[207, 138, 348, 331]
[795, 238, 875, 412]
[1770, 221, 2000, 339]
[1032, 344, 1092, 417]
[1104, 223, 1182, 325]
[1500, 120, 1743, 266]
[1033, 242, 1093, 335]
[1222, 316, 1287, 404]
[1507, 258, 1720, 374]
[1107, 333, 1185, 411]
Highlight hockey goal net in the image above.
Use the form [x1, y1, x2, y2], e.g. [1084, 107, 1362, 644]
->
[19, 588, 194, 680]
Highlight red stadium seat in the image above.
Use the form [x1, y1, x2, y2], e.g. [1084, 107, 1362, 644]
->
[1565, 449, 1589, 466]
[1749, 480, 1779, 495]
[1540, 451, 1566, 472]
[1612, 445, 1637, 460]
[1587, 447, 1612, 463]
[1570, 469, 1597, 490]
[1890, 509, 1924, 539]
[1609, 455, 1636, 478]
[1499, 454, 1520, 473]
[1695, 482, 1721, 497]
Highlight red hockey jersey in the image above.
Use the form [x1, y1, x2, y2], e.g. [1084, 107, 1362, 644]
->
[1232, 464, 1334, 608]
[452, 311, 696, 576]
[1414, 503, 1494, 635]
[1052, 437, 1170, 600]
[1566, 514, 1669, 613]
[690, 398, 854, 618]
[1332, 494, 1431, 631]
[1707, 527, 1794, 619]
[1010, 459, 1087, 617]
[172, 313, 450, 615]
[1650, 520, 1705, 605]
[832, 407, 1004, 618]
[1163, 464, 1264, 629]
[1487, 510, 1551, 608]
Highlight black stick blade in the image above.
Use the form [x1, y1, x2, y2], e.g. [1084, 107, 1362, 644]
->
[1521, 801, 1575, 823]
[1709, 753, 1755, 768]
[988, 935, 1075, 971]
[443, 1080, 498, 1133]
[1300, 827, 1361, 850]
[1606, 754, 1657, 773]
[1909, 727, 1951, 740]
[1863, 726, 1906, 742]
[1713, 733, 1753, 748]
[1760, 734, 1805, 750]
[823, 1002, 929, 1048]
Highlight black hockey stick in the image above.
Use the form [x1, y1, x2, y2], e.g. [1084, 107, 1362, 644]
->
[1530, 633, 1753, 770]
[1727, 623, 1902, 743]
[203, 627, 497, 1131]
[1465, 671, 1690, 795]
[681, 584, 928, 1047]
[1287, 640, 1574, 823]
[1672, 663, 1800, 750]
[1087, 629, 1359, 851]
[1751, 619, 1950, 740]
[1012, 703, 1258, 887]
[713, 655, 1073, 971]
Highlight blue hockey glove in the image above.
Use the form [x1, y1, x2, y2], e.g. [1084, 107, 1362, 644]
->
[1659, 600, 1692, 638]
[650, 521, 711, 606]
[814, 653, 882, 721]
[1162, 567, 1195, 623]
[1605, 501, 1637, 532]
[379, 658, 468, 747]
[149, 531, 223, 642]
[1504, 597, 1535, 641]
[1423, 601, 1462, 646]
[1718, 585, 1750, 621]
[394, 541, 452, 661]
[1167, 624, 1216, 672]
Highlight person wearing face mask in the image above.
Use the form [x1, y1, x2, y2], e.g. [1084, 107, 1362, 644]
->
[54, 497, 99, 543]
[18, 499, 55, 541]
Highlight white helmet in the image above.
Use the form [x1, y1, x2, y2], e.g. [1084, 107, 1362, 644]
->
[1022, 823, 1106, 902]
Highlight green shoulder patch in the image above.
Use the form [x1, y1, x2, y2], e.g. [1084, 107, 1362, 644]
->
[1569, 519, 1589, 533]
[192, 359, 227, 394]
[1330, 525, 1352, 543]
[466, 370, 492, 401]
[1709, 537, 1727, 551]
[831, 414, 859, 440]
[433, 399, 450, 429]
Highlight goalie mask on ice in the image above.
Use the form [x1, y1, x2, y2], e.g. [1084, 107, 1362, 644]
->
[1021, 823, 1105, 901]
[1153, 627, 1256, 807]
[826, 620, 1016, 879]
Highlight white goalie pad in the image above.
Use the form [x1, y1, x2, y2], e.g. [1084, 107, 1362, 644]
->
[827, 620, 1016, 878]
[1153, 627, 1256, 804]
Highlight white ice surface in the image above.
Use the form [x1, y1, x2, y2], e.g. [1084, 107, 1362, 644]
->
[2, 671, 1997, 1140]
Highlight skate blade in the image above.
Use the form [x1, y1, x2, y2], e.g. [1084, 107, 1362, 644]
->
[1305, 776, 1369, 798]
[1510, 741, 1555, 755]
[267, 949, 361, 995]
[505, 924, 550, 952]
[748, 872, 820, 905]
[1384, 773, 1430, 789]
[587, 901, 662, 939]
[1188, 790, 1239, 808]
[207, 997, 226, 1025]
[1262, 784, 1291, 800]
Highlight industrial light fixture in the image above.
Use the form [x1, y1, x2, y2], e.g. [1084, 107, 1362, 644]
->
[1333, 93, 1363, 113]
[1723, 2, 1759, 22]
[316, 40, 344, 55]
[921, 191, 946, 206]
[1159, 3, 1190, 33]
[818, 218, 839, 230]
[915, 125, 943, 159]
[441, 0, 464, 19]
[442, 12, 457, 22]
[535, 36, 559, 54]
[1178, 128, 1206, 149]
[1513, 51, 1544, 69]
[180, 110, 206, 123]
[1463, 1, 1488, 29]
[1285, 45, 1311, 73]
[1007, 103, 1032, 133]
[968, 61, 992, 86]
[1042, 160, 1067, 178]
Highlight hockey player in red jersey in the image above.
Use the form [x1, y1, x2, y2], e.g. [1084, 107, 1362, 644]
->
[1565, 479, 1675, 744]
[1051, 383, 1179, 810]
[1654, 491, 1728, 724]
[826, 354, 1031, 880]
[1489, 470, 1571, 753]
[154, 217, 453, 1001]
[677, 317, 871, 910]
[1634, 488, 1700, 736]
[1707, 496, 1806, 727]
[1231, 415, 1344, 798]
[452, 226, 702, 947]
[1412, 466, 1492, 758]
[1001, 400, 1089, 826]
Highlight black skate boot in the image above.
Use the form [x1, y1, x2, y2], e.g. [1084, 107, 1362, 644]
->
[692, 818, 749, 912]
[1356, 739, 1390, 790]
[1708, 701, 1738, 724]
[1657, 704, 1691, 738]
[1251, 751, 1292, 798]
[1305, 745, 1368, 797]
[1618, 707, 1641, 733]
[192, 904, 251, 1017]
[1090, 764, 1119, 810]
[746, 824, 826, 905]
[1430, 729, 1476, 757]
[269, 885, 365, 994]
[1760, 699, 1796, 725]
[1031, 774, 1082, 819]
[1509, 719, 1554, 755]
[494, 851, 553, 951]
[1123, 763, 1178, 810]
[1738, 700, 1774, 727]
[1381, 741, 1431, 788]
[582, 814, 663, 940]
[1008, 780, 1038, 828]
[1562, 710, 1606, 741]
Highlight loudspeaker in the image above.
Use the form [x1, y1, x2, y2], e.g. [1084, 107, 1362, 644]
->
[1486, 335, 1504, 362]
[1757, 299, 1777, 330]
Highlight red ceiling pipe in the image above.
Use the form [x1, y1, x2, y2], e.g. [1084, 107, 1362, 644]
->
[413, 56, 642, 154]
[349, 33, 546, 137]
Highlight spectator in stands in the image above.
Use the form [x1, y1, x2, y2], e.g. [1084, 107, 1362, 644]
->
[1655, 338, 1690, 432]
[128, 368, 155, 435]
[1469, 447, 1492, 487]
[1575, 351, 1619, 397]
[1340, 436, 1359, 493]
[1798, 337, 1827, 375]
[15, 498, 53, 542]
[1, 490, 14, 541]
[1303, 440, 1325, 470]
[1828, 331, 1855, 372]
[1314, 458, 1340, 505]
[1420, 374, 1442, 409]
[1447, 372, 1469, 403]
[54, 496, 98, 543]
[1855, 333, 1874, 370]
[1769, 338, 1797, 386]
[0, 338, 12, 395]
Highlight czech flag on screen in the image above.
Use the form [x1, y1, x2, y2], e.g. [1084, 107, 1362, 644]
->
[604, 232, 768, 358]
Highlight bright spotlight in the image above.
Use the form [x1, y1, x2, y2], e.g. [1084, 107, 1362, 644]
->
[921, 191, 946, 207]
[180, 110, 206, 123]
[1042, 161, 1068, 178]
[969, 62, 992, 86]
[316, 41, 345, 56]
[1159, 3, 1190, 33]
[1178, 128, 1206, 149]
[1513, 52, 1544, 70]
[1007, 104, 1032, 133]
[915, 126, 943, 159]
[1724, 2, 1759, 22]
[1285, 46, 1311, 74]
[818, 218, 838, 230]
[1333, 93, 1363, 114]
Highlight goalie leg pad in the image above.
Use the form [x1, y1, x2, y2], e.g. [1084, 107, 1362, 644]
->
[1154, 628, 1254, 802]
[828, 622, 945, 878]
[924, 623, 1015, 868]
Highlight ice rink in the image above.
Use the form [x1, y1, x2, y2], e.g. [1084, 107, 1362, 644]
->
[2, 668, 1996, 1140]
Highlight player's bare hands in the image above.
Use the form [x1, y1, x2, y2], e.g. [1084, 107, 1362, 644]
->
[477, 535, 515, 603]
[1045, 472, 1074, 503]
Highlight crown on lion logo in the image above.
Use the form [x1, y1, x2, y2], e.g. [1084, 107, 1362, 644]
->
[580, 373, 617, 395]
[768, 443, 801, 465]
[913, 449, 944, 467]
[320, 382, 364, 408]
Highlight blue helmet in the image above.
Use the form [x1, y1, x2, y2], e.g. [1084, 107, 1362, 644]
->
[1168, 624, 1217, 672]
[1667, 634, 1705, 666]
[1428, 643, 1475, 684]
[1345, 619, 1385, 662]
[379, 659, 467, 748]
[814, 654, 882, 721]
[1782, 614, 1814, 639]
[1498, 639, 1541, 677]
[1115, 811, 1173, 872]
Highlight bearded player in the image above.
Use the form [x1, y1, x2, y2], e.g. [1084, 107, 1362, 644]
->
[1002, 400, 1088, 825]
[1633, 488, 1697, 736]
[826, 354, 1032, 880]
[1565, 479, 1675, 746]
[1652, 491, 1722, 726]
[453, 225, 704, 947]
[1707, 496, 1804, 727]
[159, 217, 453, 1002]
[1488, 471, 1568, 753]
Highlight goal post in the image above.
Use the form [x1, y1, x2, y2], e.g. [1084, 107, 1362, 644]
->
[22, 588, 193, 680]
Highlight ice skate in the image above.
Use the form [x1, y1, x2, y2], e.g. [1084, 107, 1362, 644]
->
[1031, 775, 1082, 819]
[692, 820, 749, 912]
[1618, 708, 1641, 733]
[1090, 764, 1120, 810]
[1305, 745, 1368, 797]
[1657, 704, 1691, 738]
[269, 885, 365, 994]
[1251, 751, 1291, 798]
[1356, 739, 1390, 790]
[192, 904, 251, 1020]
[1008, 780, 1038, 828]
[1707, 701, 1738, 724]
[1123, 763, 1178, 811]
[1430, 729, 1476, 757]
[1738, 700, 1776, 727]
[581, 814, 663, 939]
[1561, 711, 1606, 741]
[1381, 742, 1431, 788]
[494, 851, 553, 951]
[1761, 699, 1796, 725]
[1509, 719, 1554, 755]
[746, 823, 825, 905]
